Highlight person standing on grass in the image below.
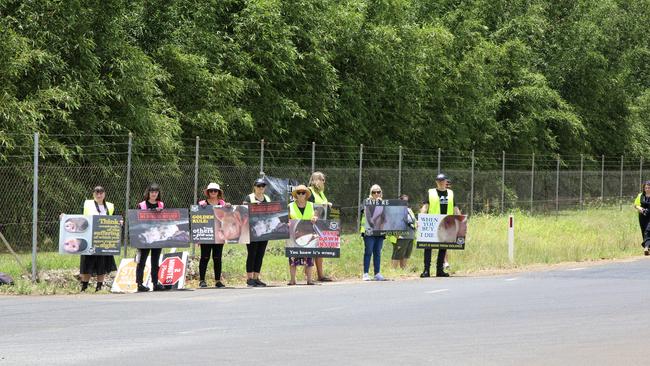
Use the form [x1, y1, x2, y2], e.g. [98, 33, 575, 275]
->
[360, 184, 387, 281]
[287, 185, 318, 285]
[387, 194, 416, 270]
[420, 174, 460, 278]
[135, 183, 166, 292]
[243, 178, 272, 287]
[308, 171, 333, 282]
[633, 180, 650, 255]
[78, 186, 118, 292]
[198, 182, 229, 288]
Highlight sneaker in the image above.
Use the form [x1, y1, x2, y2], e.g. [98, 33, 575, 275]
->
[254, 279, 267, 287]
[420, 270, 430, 278]
[215, 281, 226, 288]
[362, 273, 371, 281]
[374, 273, 386, 281]
[436, 271, 450, 277]
[153, 283, 165, 291]
[246, 278, 257, 287]
[137, 284, 150, 292]
[645, 247, 649, 256]
[443, 262, 450, 270]
[199, 280, 207, 288]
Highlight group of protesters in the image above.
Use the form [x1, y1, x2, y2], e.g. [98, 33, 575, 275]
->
[74, 171, 458, 292]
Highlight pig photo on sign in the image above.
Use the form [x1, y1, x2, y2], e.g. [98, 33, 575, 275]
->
[64, 217, 89, 233]
[214, 206, 249, 243]
[138, 224, 189, 244]
[437, 215, 468, 243]
[251, 216, 289, 238]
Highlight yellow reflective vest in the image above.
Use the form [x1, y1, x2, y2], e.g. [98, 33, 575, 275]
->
[428, 189, 454, 215]
[83, 200, 114, 215]
[289, 201, 314, 220]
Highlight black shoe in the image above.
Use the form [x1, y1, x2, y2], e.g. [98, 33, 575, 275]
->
[215, 281, 226, 288]
[199, 280, 207, 288]
[153, 283, 165, 291]
[80, 281, 89, 292]
[420, 271, 430, 278]
[254, 279, 267, 287]
[95, 282, 103, 292]
[645, 247, 649, 256]
[436, 271, 450, 277]
[246, 279, 257, 287]
[137, 284, 150, 292]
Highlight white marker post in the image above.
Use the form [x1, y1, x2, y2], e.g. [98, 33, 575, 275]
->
[508, 215, 515, 263]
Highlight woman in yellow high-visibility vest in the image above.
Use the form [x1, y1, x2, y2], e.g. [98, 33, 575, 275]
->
[308, 171, 333, 282]
[633, 180, 650, 255]
[288, 185, 318, 285]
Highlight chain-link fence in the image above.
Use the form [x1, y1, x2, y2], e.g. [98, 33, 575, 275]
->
[1, 134, 647, 278]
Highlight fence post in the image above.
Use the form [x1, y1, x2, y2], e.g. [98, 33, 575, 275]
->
[579, 154, 584, 210]
[555, 155, 560, 216]
[639, 156, 643, 185]
[601, 155, 605, 201]
[501, 151, 505, 214]
[437, 148, 441, 174]
[620, 155, 624, 211]
[311, 141, 316, 174]
[192, 136, 200, 257]
[470, 149, 475, 216]
[31, 132, 39, 282]
[123, 133, 133, 258]
[530, 152, 535, 214]
[398, 146, 402, 196]
[357, 144, 364, 233]
[260, 139, 265, 175]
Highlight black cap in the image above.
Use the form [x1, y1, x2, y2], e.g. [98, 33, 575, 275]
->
[435, 173, 449, 181]
[254, 178, 266, 186]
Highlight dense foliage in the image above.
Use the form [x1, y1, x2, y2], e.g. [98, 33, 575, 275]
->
[2, 0, 650, 163]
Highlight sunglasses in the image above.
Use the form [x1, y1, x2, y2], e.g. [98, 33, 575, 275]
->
[372, 191, 382, 194]
[208, 189, 220, 193]
[296, 191, 307, 195]
[255, 184, 266, 188]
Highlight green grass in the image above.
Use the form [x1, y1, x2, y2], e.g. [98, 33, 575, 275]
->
[0, 207, 642, 295]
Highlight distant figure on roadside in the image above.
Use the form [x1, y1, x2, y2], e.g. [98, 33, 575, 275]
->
[633, 180, 650, 255]
[420, 174, 460, 278]
[360, 184, 387, 281]
[79, 186, 118, 291]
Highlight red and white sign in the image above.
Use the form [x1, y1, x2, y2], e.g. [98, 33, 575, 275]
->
[157, 252, 188, 289]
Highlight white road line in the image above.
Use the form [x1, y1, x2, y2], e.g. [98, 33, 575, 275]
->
[505, 278, 518, 281]
[567, 267, 586, 271]
[425, 289, 449, 294]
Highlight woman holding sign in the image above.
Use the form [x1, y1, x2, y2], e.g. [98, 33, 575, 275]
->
[78, 186, 118, 292]
[135, 183, 166, 292]
[198, 182, 228, 288]
[308, 171, 333, 282]
[288, 185, 318, 285]
[243, 178, 272, 287]
[360, 184, 387, 281]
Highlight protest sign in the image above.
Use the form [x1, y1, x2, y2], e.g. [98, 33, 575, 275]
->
[59, 215, 121, 255]
[111, 257, 152, 293]
[158, 252, 188, 289]
[416, 214, 468, 249]
[363, 199, 410, 236]
[214, 205, 250, 244]
[285, 219, 340, 258]
[189, 205, 216, 243]
[248, 202, 290, 241]
[128, 209, 190, 248]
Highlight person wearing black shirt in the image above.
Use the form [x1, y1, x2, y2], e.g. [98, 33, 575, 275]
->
[634, 181, 650, 255]
[420, 174, 460, 277]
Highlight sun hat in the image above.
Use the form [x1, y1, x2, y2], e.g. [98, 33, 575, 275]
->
[204, 182, 222, 196]
[291, 184, 311, 200]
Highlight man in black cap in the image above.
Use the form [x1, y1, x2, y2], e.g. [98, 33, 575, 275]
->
[419, 173, 459, 277]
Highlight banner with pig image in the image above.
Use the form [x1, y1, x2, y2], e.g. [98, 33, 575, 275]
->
[416, 214, 468, 250]
[128, 209, 191, 248]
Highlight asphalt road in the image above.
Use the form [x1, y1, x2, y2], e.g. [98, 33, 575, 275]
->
[2, 259, 650, 366]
